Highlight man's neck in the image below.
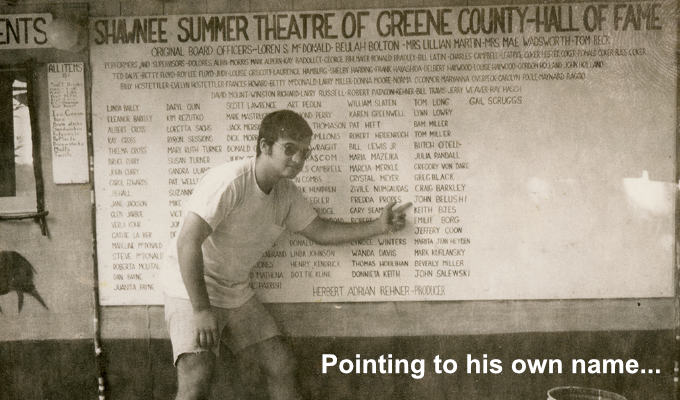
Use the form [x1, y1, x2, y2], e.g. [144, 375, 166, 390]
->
[254, 156, 279, 194]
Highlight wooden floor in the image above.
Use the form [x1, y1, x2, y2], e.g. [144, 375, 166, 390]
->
[0, 330, 674, 399]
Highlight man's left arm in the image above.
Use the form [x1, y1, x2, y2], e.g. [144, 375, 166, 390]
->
[299, 201, 412, 245]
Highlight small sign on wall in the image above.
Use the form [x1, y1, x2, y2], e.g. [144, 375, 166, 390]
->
[47, 62, 89, 184]
[0, 14, 51, 49]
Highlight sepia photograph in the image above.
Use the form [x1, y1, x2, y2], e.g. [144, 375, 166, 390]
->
[0, 0, 677, 399]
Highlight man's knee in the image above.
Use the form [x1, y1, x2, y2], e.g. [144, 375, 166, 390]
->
[256, 337, 297, 379]
[176, 352, 216, 399]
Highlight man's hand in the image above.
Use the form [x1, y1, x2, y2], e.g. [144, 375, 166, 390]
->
[300, 201, 413, 245]
[193, 309, 219, 349]
[379, 201, 413, 234]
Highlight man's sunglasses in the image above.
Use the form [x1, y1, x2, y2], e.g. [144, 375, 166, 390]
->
[277, 142, 313, 160]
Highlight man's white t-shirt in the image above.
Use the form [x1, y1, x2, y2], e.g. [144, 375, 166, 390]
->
[161, 157, 317, 308]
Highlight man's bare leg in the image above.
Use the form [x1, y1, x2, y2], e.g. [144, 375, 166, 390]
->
[243, 336, 301, 400]
[175, 352, 215, 400]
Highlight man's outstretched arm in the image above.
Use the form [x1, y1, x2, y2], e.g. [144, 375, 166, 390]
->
[299, 201, 412, 245]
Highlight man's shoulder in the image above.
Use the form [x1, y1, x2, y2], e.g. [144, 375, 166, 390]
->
[202, 157, 253, 186]
[188, 158, 253, 210]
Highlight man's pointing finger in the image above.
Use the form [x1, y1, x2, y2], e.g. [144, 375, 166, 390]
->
[392, 202, 413, 214]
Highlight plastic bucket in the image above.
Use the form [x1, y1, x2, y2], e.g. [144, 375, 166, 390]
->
[547, 386, 627, 400]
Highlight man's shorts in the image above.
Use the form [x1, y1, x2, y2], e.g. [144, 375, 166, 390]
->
[164, 295, 281, 365]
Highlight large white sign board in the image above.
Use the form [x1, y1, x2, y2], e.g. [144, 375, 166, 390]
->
[90, 3, 676, 305]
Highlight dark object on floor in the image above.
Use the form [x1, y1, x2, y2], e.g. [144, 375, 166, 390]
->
[0, 250, 48, 312]
[548, 386, 627, 400]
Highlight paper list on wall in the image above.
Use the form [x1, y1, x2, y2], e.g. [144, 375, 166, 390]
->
[48, 62, 89, 184]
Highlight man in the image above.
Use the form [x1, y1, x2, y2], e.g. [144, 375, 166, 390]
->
[162, 110, 411, 399]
